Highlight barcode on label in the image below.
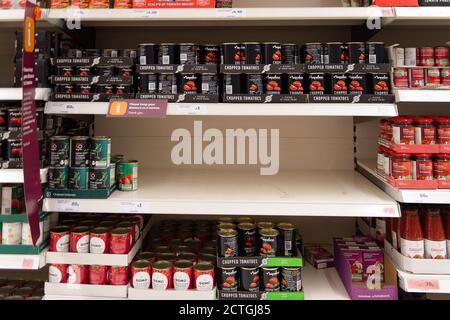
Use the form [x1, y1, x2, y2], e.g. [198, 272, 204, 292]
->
[140, 56, 146, 65]
[285, 241, 292, 251]
[148, 83, 156, 91]
[202, 83, 209, 91]
[226, 85, 233, 95]
[172, 85, 178, 94]
[180, 53, 188, 63]
[163, 56, 170, 65]
[369, 55, 376, 64]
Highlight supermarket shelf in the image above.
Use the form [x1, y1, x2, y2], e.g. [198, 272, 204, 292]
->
[45, 7, 394, 27]
[44, 101, 398, 117]
[0, 168, 48, 184]
[44, 295, 126, 300]
[393, 7, 450, 26]
[0, 250, 47, 270]
[395, 89, 450, 103]
[128, 287, 217, 300]
[43, 168, 400, 217]
[0, 88, 51, 101]
[302, 263, 349, 300]
[357, 158, 450, 204]
[397, 269, 450, 294]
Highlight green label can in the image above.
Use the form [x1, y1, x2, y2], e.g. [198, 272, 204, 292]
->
[89, 167, 111, 190]
[68, 167, 89, 190]
[49, 136, 70, 167]
[90, 136, 111, 168]
[70, 136, 90, 167]
[48, 166, 69, 189]
[117, 160, 138, 191]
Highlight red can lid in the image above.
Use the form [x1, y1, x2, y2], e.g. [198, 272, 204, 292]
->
[434, 117, 450, 124]
[414, 117, 434, 124]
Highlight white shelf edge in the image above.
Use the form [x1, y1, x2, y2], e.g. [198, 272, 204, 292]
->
[302, 263, 350, 300]
[44, 282, 128, 298]
[0, 249, 47, 270]
[128, 287, 217, 300]
[357, 158, 450, 204]
[397, 269, 450, 294]
[44, 101, 398, 117]
[0, 168, 48, 184]
[0, 88, 51, 101]
[395, 89, 450, 103]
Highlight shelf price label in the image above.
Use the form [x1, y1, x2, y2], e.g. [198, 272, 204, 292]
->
[216, 8, 247, 18]
[132, 9, 160, 18]
[120, 201, 147, 213]
[175, 104, 208, 115]
[381, 8, 395, 18]
[55, 199, 80, 212]
[46, 102, 80, 114]
[407, 279, 440, 291]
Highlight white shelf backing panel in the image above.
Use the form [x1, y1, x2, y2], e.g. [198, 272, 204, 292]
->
[357, 158, 450, 204]
[302, 263, 349, 300]
[44, 101, 398, 117]
[0, 168, 48, 184]
[44, 168, 400, 217]
[45, 218, 152, 266]
[398, 270, 450, 294]
[128, 287, 217, 300]
[44, 282, 128, 298]
[0, 250, 47, 270]
[0, 88, 51, 101]
[395, 90, 450, 103]
[45, 7, 394, 26]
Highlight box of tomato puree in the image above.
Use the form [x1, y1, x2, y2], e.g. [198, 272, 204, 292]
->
[362, 249, 384, 283]
[304, 245, 334, 269]
[133, 0, 216, 8]
[341, 250, 363, 282]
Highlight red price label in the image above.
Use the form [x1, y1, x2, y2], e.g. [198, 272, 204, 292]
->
[407, 279, 440, 291]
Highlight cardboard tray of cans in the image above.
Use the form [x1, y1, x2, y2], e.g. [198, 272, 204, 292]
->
[217, 250, 303, 268]
[127, 287, 217, 300]
[44, 184, 116, 199]
[45, 218, 152, 267]
[136, 93, 220, 103]
[51, 93, 135, 102]
[220, 64, 391, 74]
[44, 282, 129, 298]
[384, 240, 450, 275]
[136, 64, 218, 74]
[52, 57, 134, 67]
[51, 76, 133, 86]
[379, 138, 450, 154]
[218, 290, 304, 301]
[222, 94, 394, 104]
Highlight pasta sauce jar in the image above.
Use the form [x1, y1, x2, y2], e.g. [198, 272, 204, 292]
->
[433, 154, 450, 181]
[412, 154, 433, 180]
[413, 117, 436, 145]
[435, 117, 450, 144]
[400, 207, 424, 259]
[391, 152, 413, 180]
[392, 117, 414, 145]
[423, 208, 447, 259]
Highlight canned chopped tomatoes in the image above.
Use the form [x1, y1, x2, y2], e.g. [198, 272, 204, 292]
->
[152, 260, 173, 290]
[441, 68, 450, 85]
[426, 68, 441, 85]
[90, 227, 110, 254]
[110, 227, 131, 254]
[109, 266, 130, 285]
[194, 262, 215, 291]
[410, 68, 425, 88]
[393, 68, 409, 88]
[49, 264, 68, 283]
[89, 265, 108, 285]
[173, 260, 194, 291]
[131, 260, 152, 289]
[70, 226, 90, 253]
[67, 264, 89, 284]
[50, 226, 70, 252]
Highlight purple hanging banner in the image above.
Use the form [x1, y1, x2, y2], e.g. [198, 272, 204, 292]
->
[21, 1, 43, 246]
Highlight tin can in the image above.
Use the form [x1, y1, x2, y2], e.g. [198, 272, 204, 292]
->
[244, 42, 262, 65]
[348, 73, 366, 94]
[96, 67, 115, 77]
[7, 108, 21, 131]
[224, 74, 243, 94]
[246, 74, 263, 94]
[48, 166, 69, 189]
[265, 74, 283, 94]
[78, 84, 93, 95]
[303, 43, 322, 64]
[136, 252, 156, 263]
[441, 68, 450, 85]
[426, 68, 441, 85]
[116, 85, 133, 94]
[435, 47, 449, 67]
[125, 216, 142, 240]
[0, 108, 6, 131]
[178, 252, 197, 264]
[57, 66, 73, 77]
[240, 267, 259, 292]
[259, 228, 278, 257]
[67, 265, 89, 284]
[282, 44, 298, 64]
[410, 68, 425, 88]
[50, 226, 70, 252]
[103, 49, 119, 58]
[14, 287, 34, 298]
[131, 260, 152, 289]
[118, 66, 133, 78]
[220, 267, 238, 292]
[55, 84, 75, 94]
[173, 260, 194, 290]
[90, 227, 110, 254]
[194, 262, 214, 291]
[331, 74, 348, 95]
[68, 167, 88, 190]
[237, 222, 257, 256]
[277, 223, 296, 257]
[281, 267, 302, 292]
[67, 49, 83, 58]
[180, 74, 199, 94]
[348, 42, 366, 64]
[117, 160, 138, 191]
[405, 48, 418, 66]
[179, 43, 198, 65]
[261, 267, 280, 292]
[89, 265, 108, 285]
[109, 266, 129, 285]
[116, 221, 136, 245]
[158, 74, 178, 94]
[201, 44, 220, 64]
[96, 84, 114, 94]
[89, 0, 109, 8]
[372, 73, 390, 95]
[198, 253, 216, 266]
[49, 264, 68, 283]
[262, 42, 283, 65]
[222, 43, 243, 64]
[218, 228, 238, 257]
[218, 222, 236, 231]
[6, 139, 22, 160]
[420, 47, 435, 66]
[138, 43, 158, 65]
[49, 136, 70, 167]
[394, 47, 405, 66]
[2, 222, 21, 245]
[70, 226, 90, 253]
[88, 168, 110, 189]
[287, 74, 304, 94]
[76, 66, 91, 77]
[200, 74, 218, 95]
[152, 260, 173, 290]
[366, 42, 386, 64]
[256, 222, 275, 230]
[121, 49, 137, 59]
[139, 74, 158, 93]
[110, 227, 131, 254]
[308, 73, 326, 94]
[159, 43, 179, 65]
[393, 68, 409, 88]
[324, 42, 347, 64]
[90, 136, 111, 168]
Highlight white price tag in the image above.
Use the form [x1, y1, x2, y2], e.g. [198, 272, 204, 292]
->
[175, 104, 208, 115]
[46, 102, 79, 114]
[120, 201, 146, 213]
[381, 8, 395, 18]
[216, 8, 247, 18]
[56, 199, 80, 212]
[132, 9, 160, 18]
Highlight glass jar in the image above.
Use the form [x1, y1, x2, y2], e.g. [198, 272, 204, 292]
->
[391, 152, 413, 180]
[433, 153, 450, 180]
[412, 153, 433, 180]
[435, 117, 450, 145]
[413, 117, 436, 145]
[392, 117, 414, 145]
[400, 207, 424, 259]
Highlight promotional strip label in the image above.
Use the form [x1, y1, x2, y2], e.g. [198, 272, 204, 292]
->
[107, 100, 168, 118]
[137, 64, 218, 74]
[53, 57, 134, 67]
